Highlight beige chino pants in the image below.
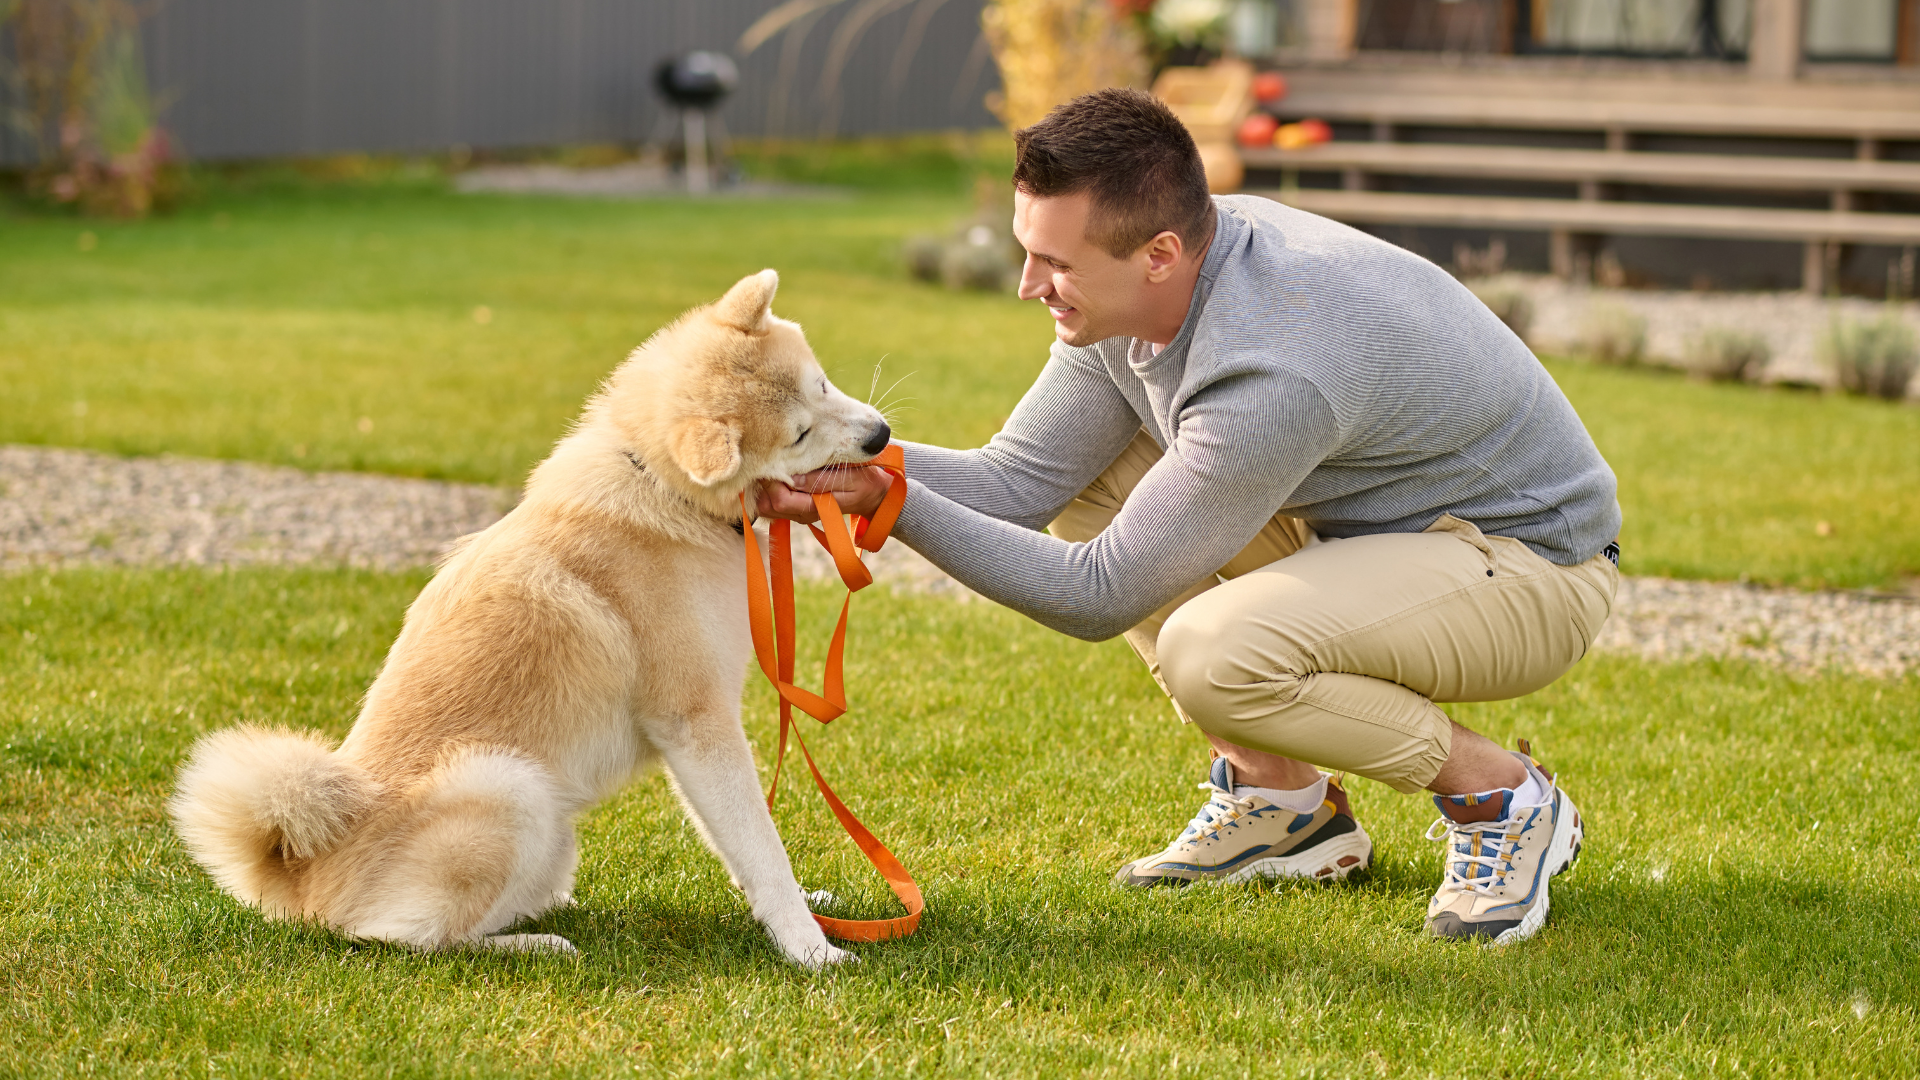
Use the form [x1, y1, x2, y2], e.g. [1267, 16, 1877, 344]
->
[1049, 429, 1619, 793]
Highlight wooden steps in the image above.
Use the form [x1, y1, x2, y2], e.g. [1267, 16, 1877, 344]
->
[1235, 65, 1920, 291]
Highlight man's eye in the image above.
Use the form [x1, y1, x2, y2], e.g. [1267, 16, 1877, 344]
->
[792, 427, 810, 445]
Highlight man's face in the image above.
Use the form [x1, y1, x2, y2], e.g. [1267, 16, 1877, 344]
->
[1012, 190, 1146, 348]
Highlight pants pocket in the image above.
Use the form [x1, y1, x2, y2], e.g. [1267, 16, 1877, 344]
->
[1422, 513, 1496, 563]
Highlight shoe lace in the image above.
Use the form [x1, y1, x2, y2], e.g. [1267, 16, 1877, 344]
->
[1176, 782, 1256, 844]
[1424, 814, 1527, 896]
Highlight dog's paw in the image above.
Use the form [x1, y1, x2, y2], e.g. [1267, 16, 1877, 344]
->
[802, 887, 838, 908]
[481, 933, 578, 955]
[768, 918, 854, 970]
[791, 941, 855, 971]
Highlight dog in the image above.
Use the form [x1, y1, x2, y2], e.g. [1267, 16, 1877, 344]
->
[169, 269, 888, 968]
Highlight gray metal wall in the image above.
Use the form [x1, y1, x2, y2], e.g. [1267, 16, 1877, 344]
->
[2, 0, 1001, 165]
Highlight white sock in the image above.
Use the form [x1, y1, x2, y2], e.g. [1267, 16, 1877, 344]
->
[1511, 770, 1548, 808]
[1235, 774, 1328, 813]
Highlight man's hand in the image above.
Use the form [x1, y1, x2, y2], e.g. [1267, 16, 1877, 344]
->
[754, 465, 895, 524]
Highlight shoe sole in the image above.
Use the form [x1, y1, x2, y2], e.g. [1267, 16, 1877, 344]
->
[1122, 827, 1374, 888]
[1485, 792, 1583, 946]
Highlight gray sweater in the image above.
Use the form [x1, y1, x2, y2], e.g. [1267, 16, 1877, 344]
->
[892, 195, 1621, 642]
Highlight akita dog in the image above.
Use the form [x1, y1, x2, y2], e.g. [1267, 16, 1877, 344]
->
[170, 270, 887, 968]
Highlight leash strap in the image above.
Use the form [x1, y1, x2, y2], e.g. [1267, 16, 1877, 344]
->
[739, 445, 920, 942]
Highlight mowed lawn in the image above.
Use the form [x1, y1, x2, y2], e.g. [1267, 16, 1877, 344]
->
[3, 569, 1916, 1077]
[1, 161, 1917, 1076]
[1, 167, 1917, 589]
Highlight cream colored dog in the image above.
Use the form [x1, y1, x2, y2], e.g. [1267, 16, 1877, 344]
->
[170, 270, 888, 968]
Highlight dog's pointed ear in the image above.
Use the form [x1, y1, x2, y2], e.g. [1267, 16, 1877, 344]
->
[668, 417, 742, 487]
[711, 269, 779, 333]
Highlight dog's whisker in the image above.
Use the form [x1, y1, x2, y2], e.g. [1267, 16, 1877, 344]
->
[876, 398, 917, 422]
[873, 370, 916, 411]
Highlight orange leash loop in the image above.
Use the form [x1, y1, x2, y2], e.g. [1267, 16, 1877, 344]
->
[740, 446, 920, 942]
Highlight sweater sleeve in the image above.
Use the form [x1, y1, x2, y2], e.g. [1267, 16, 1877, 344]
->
[890, 369, 1340, 641]
[895, 343, 1144, 530]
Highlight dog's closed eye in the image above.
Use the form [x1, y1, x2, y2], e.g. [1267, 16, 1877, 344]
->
[792, 427, 810, 446]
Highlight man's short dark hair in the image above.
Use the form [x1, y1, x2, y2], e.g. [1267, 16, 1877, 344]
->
[1012, 87, 1215, 260]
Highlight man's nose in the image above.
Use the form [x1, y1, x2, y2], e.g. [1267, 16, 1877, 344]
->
[1016, 253, 1049, 301]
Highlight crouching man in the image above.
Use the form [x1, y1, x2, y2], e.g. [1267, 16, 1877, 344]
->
[760, 88, 1621, 943]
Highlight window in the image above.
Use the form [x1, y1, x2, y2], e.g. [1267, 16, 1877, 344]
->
[1803, 0, 1899, 62]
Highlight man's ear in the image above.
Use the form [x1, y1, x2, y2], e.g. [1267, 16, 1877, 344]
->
[667, 417, 742, 486]
[1143, 230, 1184, 283]
[711, 269, 779, 333]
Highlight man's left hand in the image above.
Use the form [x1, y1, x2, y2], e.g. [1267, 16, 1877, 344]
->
[754, 465, 894, 524]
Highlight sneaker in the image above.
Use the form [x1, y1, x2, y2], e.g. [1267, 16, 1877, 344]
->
[1423, 741, 1584, 944]
[1113, 758, 1373, 888]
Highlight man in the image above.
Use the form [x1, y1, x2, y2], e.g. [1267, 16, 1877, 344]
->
[760, 88, 1620, 943]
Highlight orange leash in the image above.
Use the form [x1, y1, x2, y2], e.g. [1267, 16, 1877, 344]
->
[739, 445, 921, 942]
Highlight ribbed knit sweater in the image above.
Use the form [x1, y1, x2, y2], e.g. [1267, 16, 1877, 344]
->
[891, 195, 1621, 642]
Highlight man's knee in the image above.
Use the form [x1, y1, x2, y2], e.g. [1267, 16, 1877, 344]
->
[1157, 600, 1303, 731]
[1158, 602, 1451, 792]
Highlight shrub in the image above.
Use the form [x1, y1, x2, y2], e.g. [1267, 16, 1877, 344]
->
[903, 235, 945, 283]
[939, 224, 1022, 291]
[904, 224, 1021, 292]
[1454, 238, 1507, 279]
[982, 0, 1150, 130]
[1471, 285, 1533, 343]
[1683, 327, 1771, 383]
[1823, 313, 1918, 400]
[1579, 303, 1647, 366]
[6, 0, 176, 217]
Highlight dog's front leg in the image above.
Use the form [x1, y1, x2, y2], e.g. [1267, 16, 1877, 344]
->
[653, 715, 850, 970]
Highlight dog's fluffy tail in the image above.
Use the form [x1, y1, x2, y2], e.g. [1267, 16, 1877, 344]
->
[335, 747, 574, 948]
[169, 725, 379, 913]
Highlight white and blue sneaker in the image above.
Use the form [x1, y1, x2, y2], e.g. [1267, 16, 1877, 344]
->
[1424, 742, 1584, 944]
[1114, 758, 1373, 888]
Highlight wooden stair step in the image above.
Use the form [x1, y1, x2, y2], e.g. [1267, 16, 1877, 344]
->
[1250, 188, 1920, 244]
[1275, 67, 1920, 115]
[1239, 143, 1920, 193]
[1266, 93, 1920, 141]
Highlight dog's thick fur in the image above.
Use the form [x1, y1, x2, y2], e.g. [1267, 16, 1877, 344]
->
[170, 270, 887, 967]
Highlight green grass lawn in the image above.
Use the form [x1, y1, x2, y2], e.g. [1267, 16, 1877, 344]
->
[3, 568, 1915, 1077]
[4, 156, 1918, 1075]
[3, 166, 1920, 589]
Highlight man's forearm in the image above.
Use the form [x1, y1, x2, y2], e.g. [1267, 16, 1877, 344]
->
[895, 441, 1070, 530]
[894, 349, 1141, 529]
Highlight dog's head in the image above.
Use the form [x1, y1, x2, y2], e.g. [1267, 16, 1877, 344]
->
[606, 269, 889, 516]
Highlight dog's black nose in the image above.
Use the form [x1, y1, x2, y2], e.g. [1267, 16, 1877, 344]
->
[860, 422, 891, 458]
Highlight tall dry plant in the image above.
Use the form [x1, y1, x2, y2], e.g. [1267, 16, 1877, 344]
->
[4, 0, 172, 216]
[981, 0, 1150, 131]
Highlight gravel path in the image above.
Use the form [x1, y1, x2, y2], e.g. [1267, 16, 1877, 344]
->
[0, 445, 511, 573]
[454, 162, 842, 200]
[4, 444, 1912, 677]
